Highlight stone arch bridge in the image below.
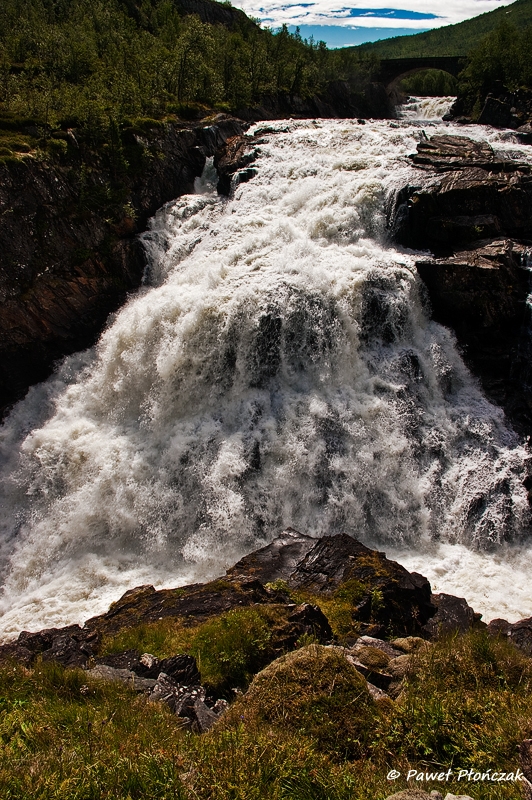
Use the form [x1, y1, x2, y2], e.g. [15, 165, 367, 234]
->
[376, 57, 465, 93]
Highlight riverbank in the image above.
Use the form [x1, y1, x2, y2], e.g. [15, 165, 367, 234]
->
[0, 531, 531, 800]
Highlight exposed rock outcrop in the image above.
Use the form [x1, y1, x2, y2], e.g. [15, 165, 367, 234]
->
[0, 116, 245, 417]
[422, 593, 485, 639]
[392, 136, 532, 252]
[390, 134, 532, 436]
[488, 615, 532, 656]
[213, 133, 259, 195]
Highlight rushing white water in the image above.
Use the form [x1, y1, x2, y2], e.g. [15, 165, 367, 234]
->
[397, 95, 456, 121]
[1, 112, 532, 639]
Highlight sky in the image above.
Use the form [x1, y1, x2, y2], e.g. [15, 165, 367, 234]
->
[230, 0, 517, 47]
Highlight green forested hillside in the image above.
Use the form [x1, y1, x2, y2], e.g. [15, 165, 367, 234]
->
[0, 0, 371, 132]
[353, 0, 532, 57]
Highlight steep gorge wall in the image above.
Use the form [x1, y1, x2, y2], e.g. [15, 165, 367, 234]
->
[0, 116, 245, 416]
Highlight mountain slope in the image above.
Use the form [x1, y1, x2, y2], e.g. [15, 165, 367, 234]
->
[352, 0, 532, 57]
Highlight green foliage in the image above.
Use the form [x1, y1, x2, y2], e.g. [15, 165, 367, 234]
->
[456, 20, 532, 114]
[400, 69, 457, 97]
[353, 0, 532, 58]
[0, 0, 373, 135]
[102, 605, 286, 692]
[190, 607, 278, 690]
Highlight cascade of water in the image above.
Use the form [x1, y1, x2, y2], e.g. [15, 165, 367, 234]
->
[396, 96, 456, 121]
[1, 114, 531, 639]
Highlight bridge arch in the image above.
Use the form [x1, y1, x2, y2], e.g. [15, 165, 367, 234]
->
[376, 57, 465, 95]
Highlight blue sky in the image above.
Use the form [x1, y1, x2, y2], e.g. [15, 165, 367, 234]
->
[230, 0, 516, 47]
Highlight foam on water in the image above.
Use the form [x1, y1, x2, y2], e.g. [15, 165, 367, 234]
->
[397, 96, 456, 121]
[1, 114, 531, 639]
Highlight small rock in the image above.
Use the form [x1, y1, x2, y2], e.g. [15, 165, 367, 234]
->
[192, 698, 219, 733]
[140, 653, 158, 669]
[430, 792, 443, 800]
[391, 636, 429, 653]
[443, 795, 475, 800]
[86, 664, 156, 691]
[351, 644, 391, 670]
[487, 618, 511, 637]
[357, 635, 404, 658]
[366, 681, 391, 701]
[212, 698, 229, 714]
[386, 791, 435, 800]
[387, 654, 412, 679]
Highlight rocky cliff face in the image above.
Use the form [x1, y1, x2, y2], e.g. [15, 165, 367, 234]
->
[0, 116, 245, 416]
[390, 134, 532, 437]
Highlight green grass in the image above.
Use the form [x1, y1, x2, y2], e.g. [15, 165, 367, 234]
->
[1, 627, 531, 799]
[102, 605, 291, 692]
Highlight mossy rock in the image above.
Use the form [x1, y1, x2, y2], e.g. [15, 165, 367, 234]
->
[392, 636, 429, 653]
[229, 644, 380, 759]
[355, 644, 391, 670]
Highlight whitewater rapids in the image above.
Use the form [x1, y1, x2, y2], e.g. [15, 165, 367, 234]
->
[1, 105, 532, 639]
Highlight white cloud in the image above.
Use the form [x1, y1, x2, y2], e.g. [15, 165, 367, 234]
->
[233, 0, 516, 30]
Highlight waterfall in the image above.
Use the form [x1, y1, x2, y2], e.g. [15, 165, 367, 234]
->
[1, 115, 531, 639]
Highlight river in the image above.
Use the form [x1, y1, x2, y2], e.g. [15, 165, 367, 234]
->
[1, 98, 531, 639]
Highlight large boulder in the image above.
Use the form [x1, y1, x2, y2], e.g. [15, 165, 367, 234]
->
[391, 135, 532, 252]
[422, 593, 485, 639]
[287, 533, 436, 637]
[228, 643, 380, 758]
[390, 135, 532, 437]
[414, 239, 532, 436]
[488, 615, 532, 656]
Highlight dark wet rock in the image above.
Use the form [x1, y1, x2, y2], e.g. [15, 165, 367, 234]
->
[487, 617, 512, 637]
[0, 624, 100, 667]
[517, 123, 532, 145]
[390, 136, 532, 436]
[478, 95, 518, 128]
[81, 532, 435, 641]
[0, 643, 33, 665]
[226, 527, 315, 584]
[393, 135, 532, 249]
[285, 603, 333, 643]
[192, 697, 220, 733]
[448, 86, 532, 131]
[415, 239, 532, 435]
[402, 243, 527, 431]
[1, 531, 440, 671]
[214, 133, 259, 195]
[491, 616, 532, 655]
[507, 617, 532, 656]
[488, 616, 532, 656]
[96, 649, 201, 684]
[409, 134, 500, 172]
[422, 593, 485, 639]
[287, 533, 436, 637]
[83, 577, 282, 637]
[0, 117, 246, 417]
[158, 654, 202, 684]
